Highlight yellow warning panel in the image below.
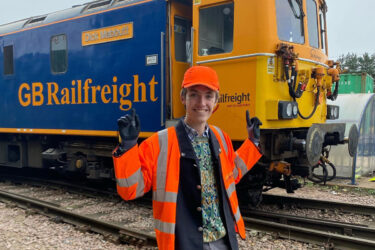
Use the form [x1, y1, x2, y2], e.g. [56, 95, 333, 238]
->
[82, 22, 133, 46]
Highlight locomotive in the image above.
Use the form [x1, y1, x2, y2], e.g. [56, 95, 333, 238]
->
[0, 0, 357, 204]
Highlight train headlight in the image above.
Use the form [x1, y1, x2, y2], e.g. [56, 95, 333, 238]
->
[334, 105, 339, 119]
[326, 105, 339, 120]
[292, 104, 298, 116]
[278, 101, 298, 119]
[286, 103, 292, 117]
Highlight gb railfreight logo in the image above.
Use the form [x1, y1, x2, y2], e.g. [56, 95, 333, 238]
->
[18, 75, 159, 111]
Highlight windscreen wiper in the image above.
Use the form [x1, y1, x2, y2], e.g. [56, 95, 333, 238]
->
[288, 0, 305, 36]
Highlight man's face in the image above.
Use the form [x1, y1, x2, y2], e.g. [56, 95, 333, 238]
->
[181, 85, 218, 126]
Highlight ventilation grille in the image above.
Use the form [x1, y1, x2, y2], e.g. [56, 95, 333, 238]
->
[24, 16, 47, 27]
[86, 0, 112, 11]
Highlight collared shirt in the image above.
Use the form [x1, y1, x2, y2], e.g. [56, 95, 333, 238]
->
[182, 119, 210, 142]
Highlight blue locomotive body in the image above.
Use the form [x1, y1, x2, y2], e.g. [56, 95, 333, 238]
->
[0, 0, 166, 136]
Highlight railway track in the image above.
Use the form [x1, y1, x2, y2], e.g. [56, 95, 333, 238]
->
[262, 193, 375, 216]
[242, 209, 375, 249]
[0, 181, 156, 248]
[1, 173, 374, 249]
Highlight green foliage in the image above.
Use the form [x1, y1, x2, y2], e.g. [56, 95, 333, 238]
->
[338, 52, 375, 79]
[338, 53, 360, 72]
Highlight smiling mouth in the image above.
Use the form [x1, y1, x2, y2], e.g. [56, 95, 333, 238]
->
[194, 109, 208, 113]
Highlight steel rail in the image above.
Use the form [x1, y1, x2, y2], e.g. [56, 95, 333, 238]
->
[262, 193, 375, 216]
[0, 189, 157, 247]
[0, 173, 118, 198]
[242, 209, 375, 242]
[0, 174, 152, 208]
[243, 216, 375, 250]
[3, 173, 374, 248]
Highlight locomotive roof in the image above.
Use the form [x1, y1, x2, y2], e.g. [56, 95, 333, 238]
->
[0, 0, 174, 36]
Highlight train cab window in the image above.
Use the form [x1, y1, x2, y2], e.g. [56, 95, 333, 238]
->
[174, 17, 192, 63]
[319, 7, 327, 54]
[275, 0, 305, 44]
[50, 34, 67, 74]
[307, 0, 319, 48]
[3, 45, 14, 75]
[198, 2, 234, 56]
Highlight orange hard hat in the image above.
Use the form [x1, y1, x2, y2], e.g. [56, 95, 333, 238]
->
[181, 66, 220, 91]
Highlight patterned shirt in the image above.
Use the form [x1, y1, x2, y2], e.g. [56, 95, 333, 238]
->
[183, 121, 227, 242]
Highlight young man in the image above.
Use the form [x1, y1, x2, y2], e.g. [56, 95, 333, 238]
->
[113, 66, 262, 250]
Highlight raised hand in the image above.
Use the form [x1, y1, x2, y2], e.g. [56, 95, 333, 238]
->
[246, 110, 262, 145]
[115, 109, 140, 155]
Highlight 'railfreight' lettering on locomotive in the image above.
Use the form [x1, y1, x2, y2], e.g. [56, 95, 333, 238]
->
[218, 93, 250, 106]
[18, 75, 158, 111]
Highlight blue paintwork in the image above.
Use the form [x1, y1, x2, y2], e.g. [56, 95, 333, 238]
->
[0, 0, 166, 133]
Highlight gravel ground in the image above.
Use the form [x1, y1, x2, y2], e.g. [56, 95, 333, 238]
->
[267, 181, 375, 206]
[0, 180, 373, 249]
[0, 203, 132, 250]
[0, 200, 321, 250]
[262, 181, 375, 225]
[237, 232, 323, 250]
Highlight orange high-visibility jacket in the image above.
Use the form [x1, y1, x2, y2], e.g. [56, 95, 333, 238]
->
[113, 122, 262, 250]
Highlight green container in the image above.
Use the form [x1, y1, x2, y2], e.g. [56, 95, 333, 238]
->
[337, 73, 374, 94]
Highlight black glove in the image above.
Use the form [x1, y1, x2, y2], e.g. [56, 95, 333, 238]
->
[246, 110, 262, 146]
[115, 109, 140, 155]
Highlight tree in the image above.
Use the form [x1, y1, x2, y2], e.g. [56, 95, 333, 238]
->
[358, 53, 375, 78]
[338, 53, 360, 73]
[337, 52, 375, 79]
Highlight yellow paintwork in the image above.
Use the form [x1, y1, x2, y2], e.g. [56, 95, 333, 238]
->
[170, 0, 335, 140]
[81, 22, 133, 46]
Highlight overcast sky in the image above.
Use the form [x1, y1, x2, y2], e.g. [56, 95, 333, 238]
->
[0, 0, 374, 59]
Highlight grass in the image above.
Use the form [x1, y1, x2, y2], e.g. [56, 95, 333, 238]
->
[301, 178, 375, 196]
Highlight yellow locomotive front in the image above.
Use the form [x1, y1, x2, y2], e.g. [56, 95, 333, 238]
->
[168, 0, 357, 200]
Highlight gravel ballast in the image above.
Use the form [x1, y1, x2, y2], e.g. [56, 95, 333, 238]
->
[0, 180, 374, 249]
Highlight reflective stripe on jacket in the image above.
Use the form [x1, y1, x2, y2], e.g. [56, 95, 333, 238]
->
[112, 123, 262, 250]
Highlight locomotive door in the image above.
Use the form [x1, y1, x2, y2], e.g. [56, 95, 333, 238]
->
[192, 1, 253, 140]
[169, 1, 192, 119]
